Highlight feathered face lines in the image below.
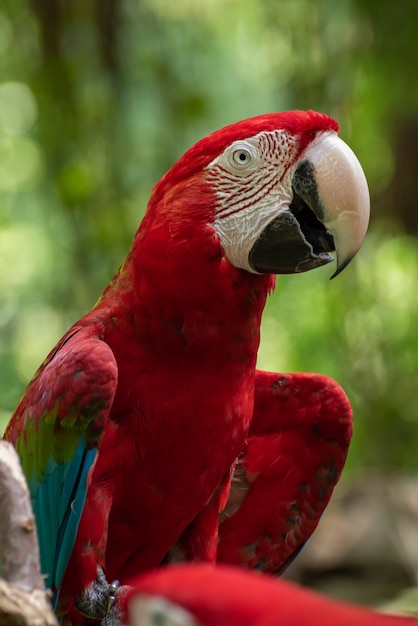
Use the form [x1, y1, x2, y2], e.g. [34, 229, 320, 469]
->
[206, 128, 301, 272]
[205, 129, 299, 219]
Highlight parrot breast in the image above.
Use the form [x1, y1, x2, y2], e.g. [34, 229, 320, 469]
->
[69, 218, 275, 585]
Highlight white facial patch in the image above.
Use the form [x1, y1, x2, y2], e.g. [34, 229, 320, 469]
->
[127, 595, 198, 626]
[205, 129, 300, 273]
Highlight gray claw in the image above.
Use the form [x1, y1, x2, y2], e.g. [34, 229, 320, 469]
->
[74, 566, 121, 620]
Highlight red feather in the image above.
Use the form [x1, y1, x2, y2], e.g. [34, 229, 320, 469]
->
[217, 372, 352, 572]
[4, 111, 360, 625]
[123, 564, 417, 626]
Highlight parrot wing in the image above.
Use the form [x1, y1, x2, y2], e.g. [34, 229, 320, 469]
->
[217, 371, 352, 573]
[3, 325, 118, 593]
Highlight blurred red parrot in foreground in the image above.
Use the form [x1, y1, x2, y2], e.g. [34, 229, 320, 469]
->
[122, 564, 418, 626]
[4, 110, 369, 623]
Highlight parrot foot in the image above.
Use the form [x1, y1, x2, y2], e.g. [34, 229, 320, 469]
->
[75, 566, 124, 620]
[101, 584, 130, 626]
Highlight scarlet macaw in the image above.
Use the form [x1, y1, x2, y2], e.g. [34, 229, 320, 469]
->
[123, 564, 417, 626]
[4, 111, 369, 623]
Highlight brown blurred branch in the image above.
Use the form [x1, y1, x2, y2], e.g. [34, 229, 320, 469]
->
[0, 441, 57, 626]
[95, 0, 121, 73]
[30, 0, 121, 73]
[377, 117, 418, 235]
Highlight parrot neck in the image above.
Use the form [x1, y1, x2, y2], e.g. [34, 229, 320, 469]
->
[102, 204, 275, 369]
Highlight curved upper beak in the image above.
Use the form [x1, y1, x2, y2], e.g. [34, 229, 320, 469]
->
[304, 132, 370, 277]
[248, 131, 370, 277]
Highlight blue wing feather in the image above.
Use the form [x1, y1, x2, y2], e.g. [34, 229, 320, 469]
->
[3, 327, 118, 597]
[32, 440, 97, 592]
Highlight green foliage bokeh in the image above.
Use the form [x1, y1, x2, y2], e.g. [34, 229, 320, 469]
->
[1, 0, 418, 478]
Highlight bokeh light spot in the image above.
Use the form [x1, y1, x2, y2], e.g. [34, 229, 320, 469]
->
[0, 81, 38, 136]
[0, 136, 43, 190]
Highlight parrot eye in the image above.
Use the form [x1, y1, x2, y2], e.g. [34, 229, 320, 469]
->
[207, 139, 258, 175]
[232, 148, 252, 166]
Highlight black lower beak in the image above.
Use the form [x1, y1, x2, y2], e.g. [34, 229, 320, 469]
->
[248, 160, 335, 274]
[248, 209, 334, 274]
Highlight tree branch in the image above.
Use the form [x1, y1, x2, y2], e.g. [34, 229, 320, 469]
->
[0, 441, 58, 626]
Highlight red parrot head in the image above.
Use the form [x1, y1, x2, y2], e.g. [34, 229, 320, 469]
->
[149, 110, 370, 278]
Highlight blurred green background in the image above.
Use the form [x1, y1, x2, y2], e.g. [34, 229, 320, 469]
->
[1, 0, 418, 599]
[2, 0, 418, 469]
[0, 0, 418, 608]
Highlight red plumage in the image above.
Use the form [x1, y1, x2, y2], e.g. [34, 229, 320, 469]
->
[217, 372, 352, 572]
[123, 564, 417, 626]
[4, 110, 369, 623]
